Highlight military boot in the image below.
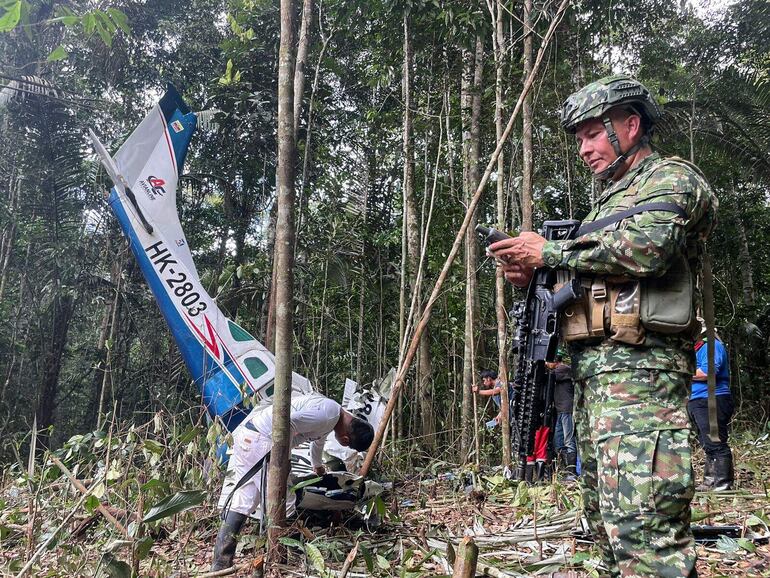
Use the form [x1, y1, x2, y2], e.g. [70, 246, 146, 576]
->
[712, 453, 734, 492]
[211, 511, 248, 571]
[696, 457, 714, 491]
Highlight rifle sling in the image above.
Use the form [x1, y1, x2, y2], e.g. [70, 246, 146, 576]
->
[576, 202, 686, 236]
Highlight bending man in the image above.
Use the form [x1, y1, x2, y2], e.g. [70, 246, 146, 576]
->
[212, 392, 374, 570]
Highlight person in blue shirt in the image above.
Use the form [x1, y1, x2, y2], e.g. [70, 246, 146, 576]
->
[689, 326, 734, 491]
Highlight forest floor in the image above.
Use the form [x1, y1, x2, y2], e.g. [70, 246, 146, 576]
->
[1, 426, 770, 577]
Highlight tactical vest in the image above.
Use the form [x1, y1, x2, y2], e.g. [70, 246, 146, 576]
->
[557, 157, 705, 346]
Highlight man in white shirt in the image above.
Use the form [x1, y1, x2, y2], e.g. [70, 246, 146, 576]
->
[211, 393, 374, 570]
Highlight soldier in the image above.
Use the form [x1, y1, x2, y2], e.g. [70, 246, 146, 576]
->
[490, 75, 717, 577]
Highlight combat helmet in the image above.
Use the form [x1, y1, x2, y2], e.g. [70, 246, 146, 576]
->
[560, 75, 662, 179]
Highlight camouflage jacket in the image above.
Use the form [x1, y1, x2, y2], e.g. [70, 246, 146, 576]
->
[541, 152, 718, 381]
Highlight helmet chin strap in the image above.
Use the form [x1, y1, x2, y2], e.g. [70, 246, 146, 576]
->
[595, 116, 649, 181]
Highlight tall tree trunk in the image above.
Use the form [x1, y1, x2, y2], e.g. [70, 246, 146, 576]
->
[266, 0, 297, 557]
[265, 0, 313, 350]
[293, 0, 313, 143]
[36, 293, 75, 448]
[521, 0, 534, 231]
[401, 11, 435, 450]
[0, 173, 18, 302]
[492, 0, 511, 467]
[460, 36, 483, 462]
[736, 208, 755, 306]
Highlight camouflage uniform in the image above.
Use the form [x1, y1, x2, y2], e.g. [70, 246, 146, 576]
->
[541, 153, 717, 577]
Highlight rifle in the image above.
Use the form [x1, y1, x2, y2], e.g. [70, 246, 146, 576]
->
[476, 220, 582, 479]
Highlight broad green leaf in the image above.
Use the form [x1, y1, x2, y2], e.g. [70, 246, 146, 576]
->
[85, 494, 100, 514]
[82, 12, 96, 35]
[737, 537, 757, 553]
[100, 553, 131, 578]
[93, 17, 112, 47]
[376, 553, 390, 570]
[140, 478, 169, 494]
[0, 1, 21, 33]
[279, 537, 303, 549]
[106, 7, 129, 34]
[305, 542, 326, 575]
[96, 10, 116, 34]
[360, 544, 374, 573]
[49, 15, 79, 26]
[134, 536, 154, 560]
[142, 439, 164, 455]
[177, 425, 201, 445]
[289, 475, 322, 493]
[142, 489, 205, 523]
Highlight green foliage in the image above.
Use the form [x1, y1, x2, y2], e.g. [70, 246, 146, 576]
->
[0, 0, 21, 32]
[142, 489, 206, 523]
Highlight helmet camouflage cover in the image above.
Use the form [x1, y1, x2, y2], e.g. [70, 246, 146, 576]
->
[560, 75, 662, 133]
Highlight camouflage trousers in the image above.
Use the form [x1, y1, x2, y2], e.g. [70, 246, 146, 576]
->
[575, 370, 696, 578]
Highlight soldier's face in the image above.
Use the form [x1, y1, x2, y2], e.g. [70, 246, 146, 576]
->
[575, 117, 617, 174]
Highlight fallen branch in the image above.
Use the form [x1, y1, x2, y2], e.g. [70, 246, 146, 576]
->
[339, 541, 359, 578]
[48, 454, 128, 537]
[195, 557, 260, 578]
[359, 0, 573, 477]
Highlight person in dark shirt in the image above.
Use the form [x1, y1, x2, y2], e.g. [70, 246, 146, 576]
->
[689, 326, 734, 491]
[547, 356, 578, 478]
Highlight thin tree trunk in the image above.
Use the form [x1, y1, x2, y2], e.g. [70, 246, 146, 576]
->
[314, 253, 329, 389]
[460, 36, 483, 462]
[736, 200, 755, 306]
[521, 0, 534, 231]
[356, 269, 366, 384]
[265, 0, 312, 349]
[36, 293, 75, 448]
[97, 260, 123, 430]
[492, 0, 511, 467]
[293, 0, 313, 143]
[266, 0, 297, 557]
[402, 10, 424, 445]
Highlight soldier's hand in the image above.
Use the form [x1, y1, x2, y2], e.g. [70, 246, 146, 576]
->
[501, 261, 534, 287]
[489, 232, 546, 269]
[314, 466, 326, 476]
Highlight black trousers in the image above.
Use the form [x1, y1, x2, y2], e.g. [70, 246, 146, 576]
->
[687, 395, 734, 459]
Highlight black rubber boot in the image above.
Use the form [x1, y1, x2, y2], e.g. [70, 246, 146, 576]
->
[211, 511, 248, 571]
[525, 462, 536, 484]
[696, 457, 715, 491]
[712, 453, 734, 492]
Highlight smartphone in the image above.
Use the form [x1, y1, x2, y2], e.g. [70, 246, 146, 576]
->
[475, 224, 513, 246]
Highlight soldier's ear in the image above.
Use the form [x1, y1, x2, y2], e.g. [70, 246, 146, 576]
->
[626, 113, 643, 141]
